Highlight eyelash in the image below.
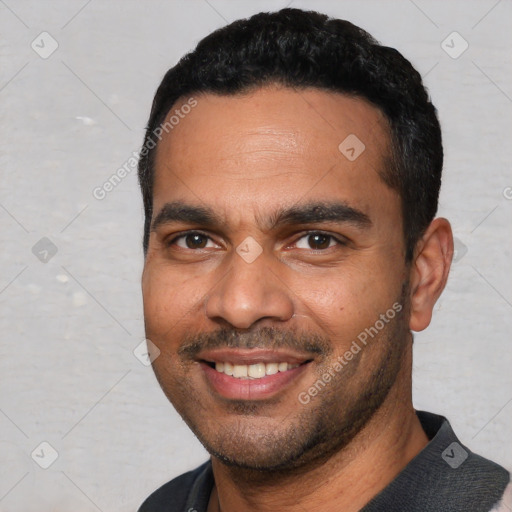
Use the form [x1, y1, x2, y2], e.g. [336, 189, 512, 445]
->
[166, 230, 347, 250]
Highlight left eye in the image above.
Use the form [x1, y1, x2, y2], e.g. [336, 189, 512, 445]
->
[295, 233, 339, 250]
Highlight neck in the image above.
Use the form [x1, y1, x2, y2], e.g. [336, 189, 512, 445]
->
[208, 345, 428, 512]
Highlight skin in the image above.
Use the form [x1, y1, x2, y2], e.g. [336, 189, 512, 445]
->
[141, 85, 453, 512]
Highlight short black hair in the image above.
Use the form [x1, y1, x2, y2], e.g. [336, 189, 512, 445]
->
[138, 8, 443, 260]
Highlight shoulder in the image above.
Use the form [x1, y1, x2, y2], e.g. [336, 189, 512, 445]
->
[363, 412, 510, 511]
[490, 480, 512, 511]
[138, 461, 213, 512]
[417, 411, 510, 510]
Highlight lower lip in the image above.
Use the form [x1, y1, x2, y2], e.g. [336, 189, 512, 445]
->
[200, 362, 309, 400]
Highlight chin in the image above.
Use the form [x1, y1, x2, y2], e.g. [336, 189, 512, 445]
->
[195, 415, 331, 473]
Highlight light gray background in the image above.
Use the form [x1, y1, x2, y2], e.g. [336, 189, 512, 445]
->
[1, 0, 511, 510]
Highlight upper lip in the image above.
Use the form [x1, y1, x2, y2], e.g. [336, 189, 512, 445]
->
[196, 348, 313, 366]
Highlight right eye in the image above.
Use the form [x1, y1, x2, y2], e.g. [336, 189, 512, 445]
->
[168, 231, 218, 250]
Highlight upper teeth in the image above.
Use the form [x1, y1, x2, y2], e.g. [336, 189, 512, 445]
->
[214, 362, 299, 379]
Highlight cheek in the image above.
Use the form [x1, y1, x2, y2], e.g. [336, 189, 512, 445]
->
[289, 263, 399, 342]
[142, 266, 200, 389]
[142, 263, 205, 338]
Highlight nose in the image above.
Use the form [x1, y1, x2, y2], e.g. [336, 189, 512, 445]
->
[204, 246, 294, 329]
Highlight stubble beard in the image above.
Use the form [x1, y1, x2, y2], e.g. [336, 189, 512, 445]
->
[155, 290, 411, 478]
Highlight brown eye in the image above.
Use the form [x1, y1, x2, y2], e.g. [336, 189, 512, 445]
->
[307, 234, 332, 250]
[295, 232, 338, 250]
[170, 232, 216, 249]
[185, 233, 208, 249]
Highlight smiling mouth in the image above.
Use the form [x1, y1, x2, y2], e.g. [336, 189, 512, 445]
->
[202, 360, 311, 379]
[198, 350, 314, 400]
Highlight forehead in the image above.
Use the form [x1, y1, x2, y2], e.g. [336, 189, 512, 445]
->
[153, 86, 396, 224]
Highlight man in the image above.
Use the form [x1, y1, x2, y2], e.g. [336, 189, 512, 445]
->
[137, 8, 510, 512]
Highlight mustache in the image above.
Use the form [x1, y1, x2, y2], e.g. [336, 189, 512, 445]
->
[178, 326, 332, 360]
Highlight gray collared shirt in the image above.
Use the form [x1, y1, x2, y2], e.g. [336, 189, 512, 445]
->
[139, 411, 510, 512]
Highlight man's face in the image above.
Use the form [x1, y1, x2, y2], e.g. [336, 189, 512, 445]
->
[142, 86, 411, 471]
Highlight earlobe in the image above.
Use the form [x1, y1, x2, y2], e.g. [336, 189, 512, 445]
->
[409, 218, 453, 332]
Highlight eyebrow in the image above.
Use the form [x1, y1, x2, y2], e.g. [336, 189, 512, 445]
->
[267, 201, 372, 230]
[151, 200, 372, 232]
[151, 202, 221, 232]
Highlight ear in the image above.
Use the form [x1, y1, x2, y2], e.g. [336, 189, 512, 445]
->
[409, 218, 453, 332]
